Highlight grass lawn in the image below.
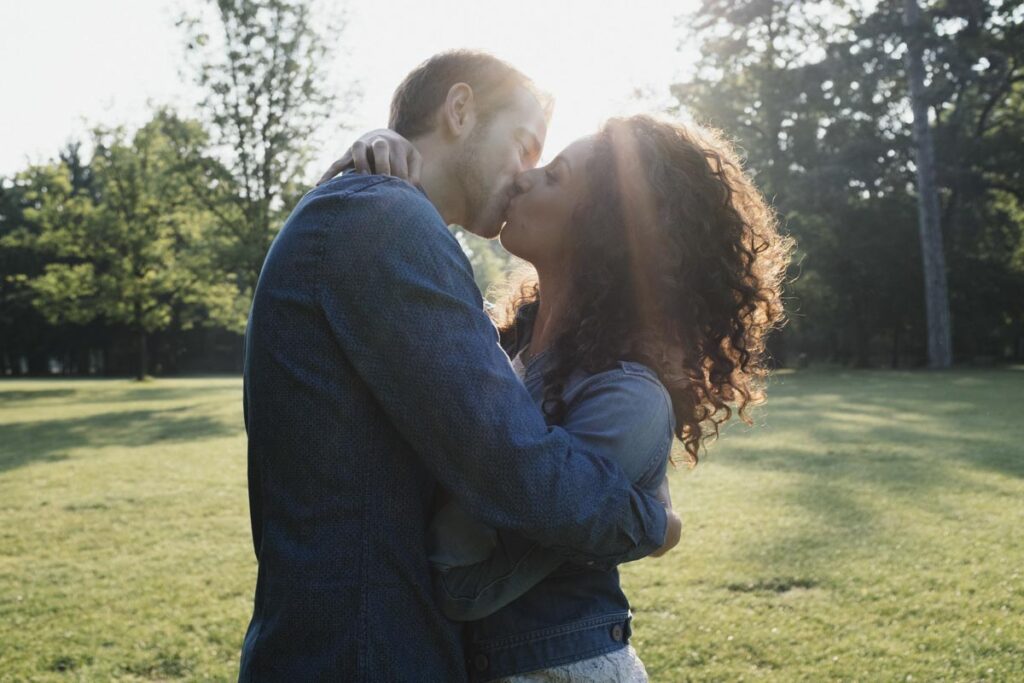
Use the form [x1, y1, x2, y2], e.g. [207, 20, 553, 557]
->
[0, 369, 1022, 681]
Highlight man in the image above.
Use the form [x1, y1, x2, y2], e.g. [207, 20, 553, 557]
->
[240, 50, 678, 681]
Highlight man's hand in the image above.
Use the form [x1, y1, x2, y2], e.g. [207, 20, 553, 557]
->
[650, 475, 681, 558]
[316, 128, 423, 187]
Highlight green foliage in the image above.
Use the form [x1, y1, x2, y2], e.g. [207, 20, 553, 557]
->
[37, 115, 243, 333]
[2, 370, 1023, 679]
[450, 226, 520, 298]
[0, 0, 343, 376]
[4, 0, 1022, 374]
[0, 146, 110, 374]
[2, 111, 249, 377]
[673, 0, 1024, 365]
[178, 0, 341, 295]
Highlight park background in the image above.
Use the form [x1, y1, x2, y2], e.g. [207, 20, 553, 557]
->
[1, 0, 1022, 680]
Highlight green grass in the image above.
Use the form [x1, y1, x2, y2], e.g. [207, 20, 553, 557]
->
[0, 379, 249, 681]
[1, 370, 1022, 681]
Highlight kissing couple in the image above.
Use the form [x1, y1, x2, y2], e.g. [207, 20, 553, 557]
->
[240, 50, 791, 682]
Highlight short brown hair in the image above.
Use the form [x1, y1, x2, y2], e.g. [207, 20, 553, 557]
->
[389, 50, 551, 138]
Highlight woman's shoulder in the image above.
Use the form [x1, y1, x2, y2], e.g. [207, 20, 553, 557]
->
[562, 361, 675, 485]
[566, 360, 672, 417]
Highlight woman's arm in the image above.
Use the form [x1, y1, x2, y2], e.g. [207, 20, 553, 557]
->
[431, 368, 678, 621]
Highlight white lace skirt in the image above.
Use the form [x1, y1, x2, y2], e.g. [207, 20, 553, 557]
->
[494, 645, 649, 682]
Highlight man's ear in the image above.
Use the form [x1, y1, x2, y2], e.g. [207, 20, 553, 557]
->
[442, 83, 476, 138]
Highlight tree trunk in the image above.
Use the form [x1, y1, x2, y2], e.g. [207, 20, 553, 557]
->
[137, 328, 148, 381]
[891, 326, 901, 369]
[903, 0, 954, 369]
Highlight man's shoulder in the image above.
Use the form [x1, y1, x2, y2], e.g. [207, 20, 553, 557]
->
[304, 174, 473, 280]
[307, 173, 443, 226]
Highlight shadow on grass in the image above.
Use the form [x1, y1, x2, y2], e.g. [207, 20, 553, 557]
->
[85, 385, 240, 405]
[748, 369, 1024, 482]
[710, 369, 1024, 583]
[0, 380, 241, 409]
[0, 389, 77, 403]
[0, 407, 236, 473]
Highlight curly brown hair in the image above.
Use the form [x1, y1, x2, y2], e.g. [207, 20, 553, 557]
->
[495, 115, 794, 466]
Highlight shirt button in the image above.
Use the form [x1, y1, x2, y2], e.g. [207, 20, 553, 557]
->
[473, 654, 489, 672]
[611, 624, 624, 642]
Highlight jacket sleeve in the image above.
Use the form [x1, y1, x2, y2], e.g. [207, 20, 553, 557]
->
[314, 178, 667, 564]
[431, 371, 675, 621]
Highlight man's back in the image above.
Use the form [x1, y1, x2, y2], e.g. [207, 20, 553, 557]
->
[240, 175, 466, 680]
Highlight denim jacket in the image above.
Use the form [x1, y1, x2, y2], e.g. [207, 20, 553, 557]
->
[239, 175, 668, 681]
[429, 305, 675, 681]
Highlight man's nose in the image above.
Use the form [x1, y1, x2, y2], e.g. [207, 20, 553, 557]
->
[512, 172, 533, 196]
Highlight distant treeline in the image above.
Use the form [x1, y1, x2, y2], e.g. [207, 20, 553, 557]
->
[1, 0, 1022, 377]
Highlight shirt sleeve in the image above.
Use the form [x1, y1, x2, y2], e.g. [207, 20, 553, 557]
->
[314, 178, 667, 564]
[431, 370, 675, 621]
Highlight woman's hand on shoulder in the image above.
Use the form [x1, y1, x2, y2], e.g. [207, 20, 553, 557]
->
[316, 128, 423, 186]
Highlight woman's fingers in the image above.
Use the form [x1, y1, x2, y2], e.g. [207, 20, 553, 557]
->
[352, 140, 371, 174]
[390, 143, 409, 180]
[316, 151, 352, 186]
[408, 149, 423, 187]
[371, 137, 391, 176]
[315, 129, 422, 186]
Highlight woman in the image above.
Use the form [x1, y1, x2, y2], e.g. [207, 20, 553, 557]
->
[329, 115, 792, 681]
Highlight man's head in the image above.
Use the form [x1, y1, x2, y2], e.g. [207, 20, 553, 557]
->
[389, 50, 551, 238]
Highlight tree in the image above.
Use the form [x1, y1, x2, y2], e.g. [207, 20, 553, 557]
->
[179, 0, 343, 296]
[13, 112, 244, 380]
[925, 0, 1024, 361]
[902, 0, 953, 368]
[672, 0, 912, 366]
[1, 175, 58, 374]
[671, 0, 857, 208]
[672, 0, 1024, 366]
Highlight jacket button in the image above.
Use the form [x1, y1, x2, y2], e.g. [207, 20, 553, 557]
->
[473, 653, 489, 671]
[611, 624, 624, 642]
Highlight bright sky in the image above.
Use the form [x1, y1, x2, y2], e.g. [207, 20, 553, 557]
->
[0, 0, 699, 178]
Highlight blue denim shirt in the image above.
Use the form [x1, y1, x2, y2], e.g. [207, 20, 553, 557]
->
[429, 306, 675, 681]
[239, 174, 668, 681]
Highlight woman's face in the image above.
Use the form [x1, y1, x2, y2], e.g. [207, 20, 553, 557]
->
[499, 136, 596, 265]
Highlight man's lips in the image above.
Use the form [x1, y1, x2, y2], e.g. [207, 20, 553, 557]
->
[498, 196, 514, 226]
[504, 192, 521, 217]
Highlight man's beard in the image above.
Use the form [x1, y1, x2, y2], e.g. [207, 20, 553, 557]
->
[453, 125, 492, 231]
